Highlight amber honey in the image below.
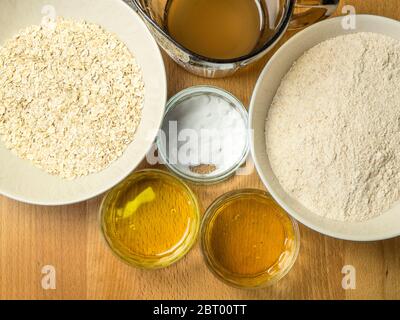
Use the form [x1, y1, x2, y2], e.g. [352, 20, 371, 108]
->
[201, 189, 299, 288]
[166, 0, 264, 60]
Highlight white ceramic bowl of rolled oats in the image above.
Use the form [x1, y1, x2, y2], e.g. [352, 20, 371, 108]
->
[0, 0, 166, 205]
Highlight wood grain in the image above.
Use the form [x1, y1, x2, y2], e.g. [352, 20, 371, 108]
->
[1, 0, 400, 300]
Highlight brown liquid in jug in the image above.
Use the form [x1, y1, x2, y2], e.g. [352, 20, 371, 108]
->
[166, 0, 264, 60]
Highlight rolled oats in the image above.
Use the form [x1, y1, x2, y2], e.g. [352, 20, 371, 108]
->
[0, 18, 145, 179]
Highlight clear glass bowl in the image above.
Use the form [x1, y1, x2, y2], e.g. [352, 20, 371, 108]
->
[157, 86, 250, 185]
[201, 189, 300, 289]
[100, 169, 200, 269]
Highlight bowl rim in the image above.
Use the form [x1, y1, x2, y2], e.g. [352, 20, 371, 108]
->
[249, 14, 400, 242]
[0, 0, 167, 206]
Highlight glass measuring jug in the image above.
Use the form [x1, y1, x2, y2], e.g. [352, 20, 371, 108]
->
[126, 0, 339, 78]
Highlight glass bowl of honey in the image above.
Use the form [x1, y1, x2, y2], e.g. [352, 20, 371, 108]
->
[201, 189, 300, 288]
[100, 169, 200, 269]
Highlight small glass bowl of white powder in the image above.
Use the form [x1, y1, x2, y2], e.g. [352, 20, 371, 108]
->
[157, 86, 249, 184]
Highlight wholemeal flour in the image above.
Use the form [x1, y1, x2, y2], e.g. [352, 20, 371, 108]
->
[266, 32, 400, 222]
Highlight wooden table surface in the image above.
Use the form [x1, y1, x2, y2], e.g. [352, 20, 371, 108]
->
[1, 0, 400, 300]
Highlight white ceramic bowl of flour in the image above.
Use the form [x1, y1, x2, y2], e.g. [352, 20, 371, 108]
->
[250, 15, 400, 241]
[0, 0, 166, 205]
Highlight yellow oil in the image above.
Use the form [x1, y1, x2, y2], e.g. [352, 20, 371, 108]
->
[101, 170, 199, 268]
[166, 0, 264, 60]
[202, 190, 298, 288]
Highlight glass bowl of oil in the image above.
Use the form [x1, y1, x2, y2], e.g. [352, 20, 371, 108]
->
[100, 169, 200, 269]
[201, 189, 300, 289]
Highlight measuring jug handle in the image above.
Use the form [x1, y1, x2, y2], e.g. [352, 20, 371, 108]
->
[289, 0, 340, 30]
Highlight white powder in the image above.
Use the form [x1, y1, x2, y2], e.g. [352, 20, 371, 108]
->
[162, 93, 247, 177]
[266, 32, 400, 222]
